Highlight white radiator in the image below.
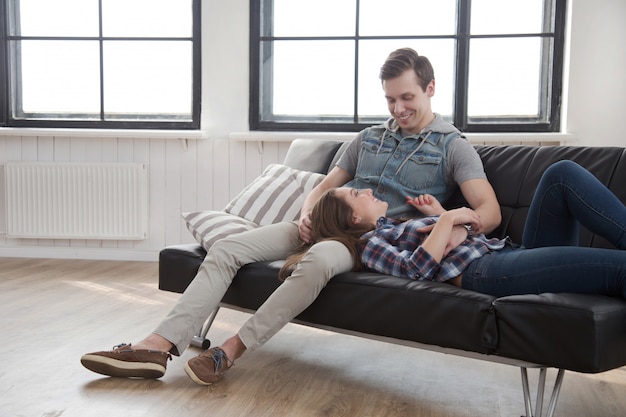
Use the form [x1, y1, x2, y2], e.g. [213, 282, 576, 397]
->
[4, 162, 149, 240]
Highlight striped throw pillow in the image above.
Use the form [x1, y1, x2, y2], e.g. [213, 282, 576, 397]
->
[182, 211, 259, 252]
[224, 164, 326, 226]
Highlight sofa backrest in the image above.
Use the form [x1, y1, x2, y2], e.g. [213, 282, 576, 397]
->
[283, 139, 345, 174]
[446, 145, 626, 248]
[283, 139, 626, 249]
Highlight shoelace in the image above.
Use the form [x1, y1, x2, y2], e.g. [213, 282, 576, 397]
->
[112, 342, 172, 360]
[113, 343, 133, 352]
[208, 348, 234, 373]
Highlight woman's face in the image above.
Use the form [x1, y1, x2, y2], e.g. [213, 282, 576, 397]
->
[334, 187, 388, 227]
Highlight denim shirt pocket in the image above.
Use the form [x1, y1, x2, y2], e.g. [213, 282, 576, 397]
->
[396, 152, 443, 191]
[356, 136, 396, 178]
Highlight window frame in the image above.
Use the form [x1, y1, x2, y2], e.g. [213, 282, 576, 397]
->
[249, 0, 567, 133]
[0, 0, 202, 130]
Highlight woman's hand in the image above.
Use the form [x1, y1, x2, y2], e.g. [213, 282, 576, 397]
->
[298, 212, 314, 243]
[417, 223, 477, 256]
[420, 207, 481, 262]
[406, 194, 445, 216]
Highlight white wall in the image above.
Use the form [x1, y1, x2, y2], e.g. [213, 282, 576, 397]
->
[0, 0, 623, 261]
[565, 0, 626, 146]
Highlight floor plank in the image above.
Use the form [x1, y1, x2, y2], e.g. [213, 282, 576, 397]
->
[0, 257, 624, 417]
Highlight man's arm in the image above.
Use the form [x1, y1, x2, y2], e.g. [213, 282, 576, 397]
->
[446, 137, 501, 234]
[458, 178, 501, 234]
[298, 166, 354, 242]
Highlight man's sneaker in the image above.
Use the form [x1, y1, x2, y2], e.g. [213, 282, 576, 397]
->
[184, 347, 234, 385]
[80, 343, 172, 379]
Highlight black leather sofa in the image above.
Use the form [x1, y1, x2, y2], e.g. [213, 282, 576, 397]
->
[159, 139, 626, 417]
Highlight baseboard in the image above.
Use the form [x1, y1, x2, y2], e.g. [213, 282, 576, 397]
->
[0, 246, 159, 262]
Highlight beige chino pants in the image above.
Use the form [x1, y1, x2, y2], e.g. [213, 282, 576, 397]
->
[153, 221, 354, 355]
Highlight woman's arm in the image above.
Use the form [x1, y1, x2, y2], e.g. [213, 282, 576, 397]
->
[362, 208, 480, 280]
[421, 208, 480, 262]
[407, 194, 476, 256]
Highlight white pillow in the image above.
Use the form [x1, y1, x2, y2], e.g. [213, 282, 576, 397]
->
[182, 210, 258, 252]
[224, 164, 326, 226]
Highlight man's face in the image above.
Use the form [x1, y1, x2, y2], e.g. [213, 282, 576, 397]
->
[382, 69, 435, 135]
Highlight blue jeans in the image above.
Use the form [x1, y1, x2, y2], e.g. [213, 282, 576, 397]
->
[462, 160, 626, 298]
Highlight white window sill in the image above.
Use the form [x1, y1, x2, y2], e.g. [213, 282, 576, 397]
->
[230, 131, 576, 145]
[0, 127, 209, 140]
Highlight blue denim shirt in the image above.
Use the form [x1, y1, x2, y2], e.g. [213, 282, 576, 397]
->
[343, 117, 462, 219]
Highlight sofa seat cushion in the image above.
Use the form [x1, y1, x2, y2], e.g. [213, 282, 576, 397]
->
[493, 293, 626, 373]
[159, 243, 626, 373]
[217, 259, 499, 354]
[291, 271, 498, 354]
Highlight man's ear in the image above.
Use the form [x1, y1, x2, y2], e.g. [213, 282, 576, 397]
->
[426, 79, 435, 97]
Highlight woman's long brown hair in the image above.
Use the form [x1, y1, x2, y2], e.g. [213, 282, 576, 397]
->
[278, 188, 375, 281]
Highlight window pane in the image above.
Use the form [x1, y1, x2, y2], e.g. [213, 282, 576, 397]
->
[15, 0, 99, 37]
[102, 0, 193, 37]
[358, 40, 455, 119]
[471, 0, 547, 35]
[360, 0, 456, 36]
[15, 40, 101, 116]
[269, 41, 355, 117]
[270, 0, 356, 37]
[103, 41, 192, 118]
[468, 37, 543, 117]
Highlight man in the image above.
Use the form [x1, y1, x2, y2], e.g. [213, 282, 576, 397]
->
[81, 48, 501, 385]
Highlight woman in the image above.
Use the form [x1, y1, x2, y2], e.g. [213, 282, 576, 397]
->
[281, 160, 626, 298]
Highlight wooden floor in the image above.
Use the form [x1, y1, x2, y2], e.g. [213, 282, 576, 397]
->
[0, 258, 625, 417]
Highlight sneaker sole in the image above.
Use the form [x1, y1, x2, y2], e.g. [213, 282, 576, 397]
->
[184, 362, 218, 386]
[81, 354, 165, 379]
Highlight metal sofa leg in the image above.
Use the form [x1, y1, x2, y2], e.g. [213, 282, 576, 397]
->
[520, 367, 565, 417]
[190, 307, 220, 349]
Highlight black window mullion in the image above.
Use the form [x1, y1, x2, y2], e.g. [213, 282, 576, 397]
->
[98, 0, 105, 122]
[249, 0, 263, 130]
[353, 0, 360, 125]
[549, 0, 567, 131]
[191, 0, 202, 126]
[454, 0, 471, 131]
[536, 0, 555, 124]
[0, 0, 8, 126]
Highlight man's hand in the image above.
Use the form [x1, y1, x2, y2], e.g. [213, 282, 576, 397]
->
[298, 212, 314, 243]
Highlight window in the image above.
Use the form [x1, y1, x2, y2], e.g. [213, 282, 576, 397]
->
[0, 0, 201, 130]
[250, 0, 566, 133]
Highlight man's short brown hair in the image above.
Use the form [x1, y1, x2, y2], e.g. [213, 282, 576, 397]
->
[379, 48, 435, 92]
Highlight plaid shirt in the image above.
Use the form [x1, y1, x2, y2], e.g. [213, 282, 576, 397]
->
[360, 217, 507, 282]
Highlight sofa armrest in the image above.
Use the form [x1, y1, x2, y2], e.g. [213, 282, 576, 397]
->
[158, 244, 205, 293]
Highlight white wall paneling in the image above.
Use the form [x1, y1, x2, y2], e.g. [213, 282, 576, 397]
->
[0, 135, 290, 261]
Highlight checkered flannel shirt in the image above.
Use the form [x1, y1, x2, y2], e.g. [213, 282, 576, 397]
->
[360, 217, 506, 282]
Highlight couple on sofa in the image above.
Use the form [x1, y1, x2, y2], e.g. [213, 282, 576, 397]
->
[80, 47, 626, 387]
